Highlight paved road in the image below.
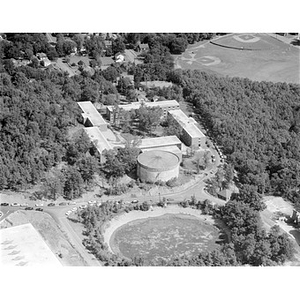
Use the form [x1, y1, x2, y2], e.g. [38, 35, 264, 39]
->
[0, 145, 224, 266]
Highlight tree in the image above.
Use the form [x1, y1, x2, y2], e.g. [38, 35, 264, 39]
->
[102, 66, 119, 83]
[85, 35, 105, 59]
[117, 77, 134, 95]
[112, 37, 125, 55]
[230, 185, 267, 212]
[116, 146, 140, 174]
[63, 40, 76, 55]
[118, 109, 133, 131]
[194, 154, 205, 174]
[223, 163, 234, 187]
[102, 150, 125, 179]
[76, 157, 98, 186]
[169, 37, 188, 54]
[137, 106, 163, 135]
[62, 166, 84, 199]
[42, 171, 65, 200]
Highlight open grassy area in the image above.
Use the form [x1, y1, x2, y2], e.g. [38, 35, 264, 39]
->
[176, 33, 300, 84]
[110, 213, 223, 263]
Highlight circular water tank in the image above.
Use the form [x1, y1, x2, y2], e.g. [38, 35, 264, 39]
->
[137, 150, 180, 183]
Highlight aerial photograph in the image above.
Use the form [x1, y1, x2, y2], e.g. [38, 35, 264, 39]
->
[0, 31, 299, 271]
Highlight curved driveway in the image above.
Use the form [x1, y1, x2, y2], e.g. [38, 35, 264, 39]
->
[1, 145, 224, 266]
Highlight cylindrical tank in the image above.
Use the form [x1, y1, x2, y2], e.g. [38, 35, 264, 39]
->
[137, 150, 180, 183]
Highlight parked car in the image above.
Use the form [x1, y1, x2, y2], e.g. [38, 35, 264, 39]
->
[36, 208, 43, 212]
[11, 203, 21, 207]
[21, 203, 29, 207]
[25, 207, 34, 210]
[70, 201, 76, 205]
[65, 211, 70, 216]
[131, 200, 138, 204]
[35, 203, 44, 207]
[59, 202, 67, 206]
[48, 203, 55, 207]
[0, 203, 9, 206]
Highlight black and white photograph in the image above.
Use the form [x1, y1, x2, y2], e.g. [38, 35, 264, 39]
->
[0, 1, 299, 300]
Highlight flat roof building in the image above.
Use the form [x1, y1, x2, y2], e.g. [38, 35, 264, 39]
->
[84, 127, 113, 163]
[168, 109, 206, 149]
[78, 101, 108, 131]
[0, 223, 62, 266]
[106, 100, 180, 123]
[138, 135, 182, 150]
[139, 81, 173, 89]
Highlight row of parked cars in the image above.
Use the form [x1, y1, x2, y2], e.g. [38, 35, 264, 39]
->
[65, 206, 79, 216]
[25, 207, 43, 211]
[1, 201, 76, 207]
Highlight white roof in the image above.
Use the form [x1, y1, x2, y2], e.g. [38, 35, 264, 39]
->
[138, 135, 181, 149]
[84, 127, 113, 153]
[0, 223, 62, 266]
[107, 100, 179, 112]
[78, 101, 107, 127]
[169, 109, 205, 138]
[141, 145, 182, 159]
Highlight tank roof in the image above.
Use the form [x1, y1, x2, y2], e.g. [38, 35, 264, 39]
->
[137, 150, 179, 171]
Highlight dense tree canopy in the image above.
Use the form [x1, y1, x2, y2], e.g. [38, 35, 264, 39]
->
[168, 70, 300, 206]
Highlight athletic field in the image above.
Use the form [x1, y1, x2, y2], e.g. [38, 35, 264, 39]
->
[175, 33, 300, 84]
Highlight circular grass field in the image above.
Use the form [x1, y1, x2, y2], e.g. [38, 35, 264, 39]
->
[110, 213, 225, 263]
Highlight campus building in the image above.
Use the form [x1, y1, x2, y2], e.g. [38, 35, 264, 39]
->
[0, 223, 62, 266]
[137, 135, 182, 162]
[84, 127, 113, 163]
[106, 100, 180, 123]
[78, 101, 108, 131]
[168, 109, 206, 149]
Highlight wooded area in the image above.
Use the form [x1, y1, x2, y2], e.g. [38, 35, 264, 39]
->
[168, 70, 300, 208]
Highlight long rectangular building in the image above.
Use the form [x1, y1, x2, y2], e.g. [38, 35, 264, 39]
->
[168, 109, 206, 149]
[84, 127, 113, 163]
[138, 135, 182, 150]
[78, 101, 108, 131]
[106, 100, 180, 123]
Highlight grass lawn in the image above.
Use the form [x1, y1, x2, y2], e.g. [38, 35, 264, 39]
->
[177, 33, 300, 84]
[110, 213, 223, 263]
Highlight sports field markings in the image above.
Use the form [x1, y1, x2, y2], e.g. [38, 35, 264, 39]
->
[180, 54, 221, 66]
[233, 34, 261, 43]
